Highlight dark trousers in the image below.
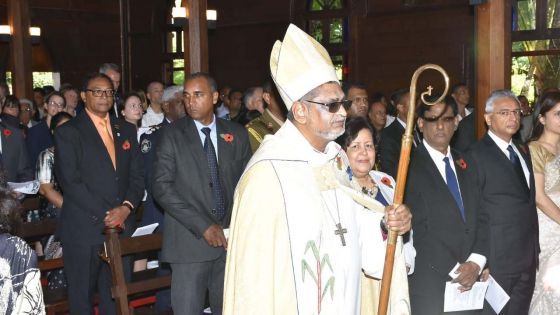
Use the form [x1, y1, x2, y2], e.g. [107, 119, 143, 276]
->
[481, 268, 536, 315]
[64, 243, 115, 315]
[170, 254, 226, 315]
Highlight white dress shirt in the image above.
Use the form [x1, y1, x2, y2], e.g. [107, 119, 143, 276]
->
[423, 140, 487, 272]
[194, 115, 219, 160]
[487, 130, 530, 187]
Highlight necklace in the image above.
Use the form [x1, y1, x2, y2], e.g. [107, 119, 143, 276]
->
[360, 176, 378, 198]
[321, 190, 347, 246]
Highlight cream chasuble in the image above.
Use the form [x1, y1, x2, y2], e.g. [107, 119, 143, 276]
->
[224, 121, 410, 315]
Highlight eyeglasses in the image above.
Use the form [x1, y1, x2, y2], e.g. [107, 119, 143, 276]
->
[86, 89, 115, 97]
[493, 109, 521, 118]
[48, 100, 65, 109]
[303, 99, 352, 113]
[422, 116, 456, 124]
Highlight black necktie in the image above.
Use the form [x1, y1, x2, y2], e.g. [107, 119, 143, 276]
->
[443, 157, 465, 222]
[201, 127, 225, 220]
[507, 145, 527, 186]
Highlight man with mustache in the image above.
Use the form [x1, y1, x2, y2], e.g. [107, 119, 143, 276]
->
[223, 24, 412, 315]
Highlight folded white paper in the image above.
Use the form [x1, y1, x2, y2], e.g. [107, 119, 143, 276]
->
[223, 228, 230, 239]
[8, 180, 40, 194]
[444, 281, 488, 312]
[132, 223, 159, 237]
[485, 275, 510, 314]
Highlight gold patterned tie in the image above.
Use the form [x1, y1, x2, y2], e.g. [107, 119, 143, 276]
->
[100, 120, 116, 169]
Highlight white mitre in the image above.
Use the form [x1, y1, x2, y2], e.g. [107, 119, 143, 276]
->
[270, 24, 339, 110]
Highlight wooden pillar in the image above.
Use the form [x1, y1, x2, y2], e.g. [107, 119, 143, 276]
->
[119, 0, 130, 93]
[474, 0, 512, 139]
[8, 0, 33, 98]
[187, 0, 208, 74]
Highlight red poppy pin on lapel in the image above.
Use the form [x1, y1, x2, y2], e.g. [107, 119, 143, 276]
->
[381, 176, 393, 188]
[220, 133, 234, 143]
[456, 158, 467, 170]
[122, 140, 131, 150]
[3, 129, 12, 137]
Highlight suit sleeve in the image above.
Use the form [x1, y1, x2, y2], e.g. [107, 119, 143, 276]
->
[469, 155, 490, 262]
[54, 125, 105, 220]
[379, 135, 399, 178]
[16, 132, 33, 182]
[124, 126, 145, 208]
[152, 128, 215, 238]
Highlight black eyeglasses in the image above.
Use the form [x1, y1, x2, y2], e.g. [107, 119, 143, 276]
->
[86, 89, 115, 97]
[303, 99, 352, 113]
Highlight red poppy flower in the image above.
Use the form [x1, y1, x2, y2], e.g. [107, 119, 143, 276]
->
[381, 177, 393, 188]
[3, 129, 12, 137]
[456, 158, 467, 170]
[221, 133, 234, 143]
[122, 140, 131, 150]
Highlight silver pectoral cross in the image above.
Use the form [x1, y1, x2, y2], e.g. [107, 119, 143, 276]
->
[334, 223, 347, 246]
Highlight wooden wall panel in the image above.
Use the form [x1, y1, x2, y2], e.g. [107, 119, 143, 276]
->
[353, 5, 475, 98]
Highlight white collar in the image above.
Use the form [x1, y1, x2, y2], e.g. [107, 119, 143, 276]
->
[423, 139, 452, 162]
[487, 130, 514, 152]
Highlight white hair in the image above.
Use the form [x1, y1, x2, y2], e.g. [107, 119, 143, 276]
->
[162, 85, 183, 103]
[19, 98, 33, 106]
[485, 89, 520, 113]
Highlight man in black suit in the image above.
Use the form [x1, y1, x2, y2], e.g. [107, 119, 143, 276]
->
[406, 97, 489, 314]
[55, 73, 144, 315]
[469, 89, 538, 315]
[379, 88, 421, 177]
[0, 121, 32, 183]
[152, 72, 251, 315]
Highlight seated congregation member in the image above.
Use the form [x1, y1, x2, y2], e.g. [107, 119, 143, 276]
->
[120, 92, 143, 130]
[35, 112, 72, 290]
[27, 92, 65, 168]
[527, 91, 560, 314]
[336, 116, 414, 314]
[344, 81, 369, 118]
[0, 114, 33, 183]
[61, 86, 81, 117]
[226, 88, 243, 121]
[140, 85, 185, 228]
[141, 81, 165, 127]
[55, 72, 144, 315]
[0, 187, 45, 315]
[152, 72, 252, 315]
[138, 84, 185, 312]
[406, 96, 489, 315]
[236, 86, 264, 126]
[223, 24, 411, 315]
[245, 81, 286, 152]
[1, 95, 23, 129]
[216, 85, 231, 119]
[469, 90, 539, 315]
[19, 98, 39, 131]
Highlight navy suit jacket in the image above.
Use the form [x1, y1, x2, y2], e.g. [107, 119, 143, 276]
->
[0, 123, 33, 183]
[406, 144, 489, 310]
[27, 120, 52, 168]
[468, 133, 539, 275]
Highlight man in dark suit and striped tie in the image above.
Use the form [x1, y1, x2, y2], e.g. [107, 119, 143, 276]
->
[152, 72, 252, 315]
[469, 90, 538, 315]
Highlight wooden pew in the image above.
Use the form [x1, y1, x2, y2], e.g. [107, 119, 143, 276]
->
[102, 227, 172, 315]
[14, 195, 70, 315]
